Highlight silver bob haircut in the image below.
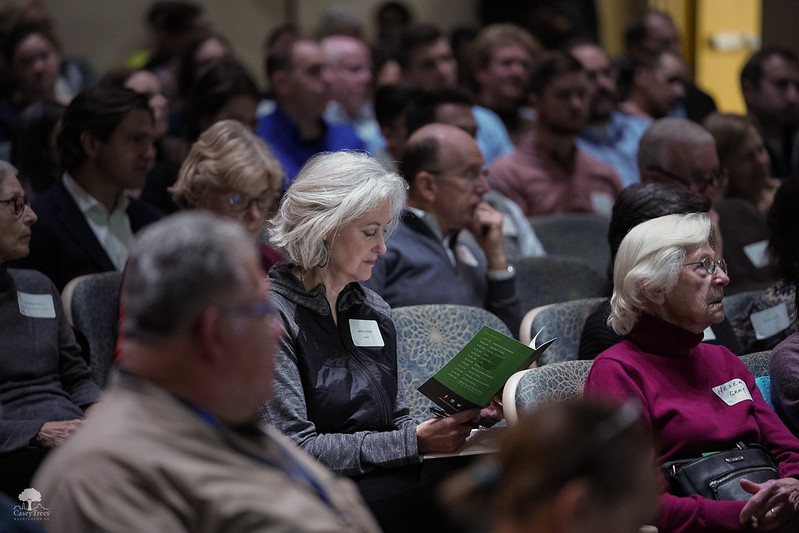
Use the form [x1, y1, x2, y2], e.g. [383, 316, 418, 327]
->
[609, 213, 711, 335]
[269, 150, 408, 269]
[122, 211, 257, 340]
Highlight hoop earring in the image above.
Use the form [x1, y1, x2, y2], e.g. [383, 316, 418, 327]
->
[317, 240, 330, 268]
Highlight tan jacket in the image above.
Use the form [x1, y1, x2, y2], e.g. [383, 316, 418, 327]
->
[32, 373, 381, 533]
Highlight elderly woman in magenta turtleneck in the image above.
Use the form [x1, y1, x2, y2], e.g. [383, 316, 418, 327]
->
[584, 212, 799, 533]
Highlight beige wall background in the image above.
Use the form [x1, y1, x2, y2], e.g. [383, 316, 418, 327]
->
[23, 0, 480, 88]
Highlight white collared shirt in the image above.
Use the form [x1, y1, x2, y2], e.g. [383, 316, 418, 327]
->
[62, 173, 133, 271]
[405, 207, 513, 279]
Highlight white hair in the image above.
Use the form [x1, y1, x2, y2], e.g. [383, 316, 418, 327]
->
[269, 151, 407, 269]
[609, 213, 711, 335]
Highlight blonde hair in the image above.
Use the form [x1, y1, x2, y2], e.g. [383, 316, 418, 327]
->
[171, 120, 284, 212]
[269, 151, 407, 269]
[610, 213, 711, 335]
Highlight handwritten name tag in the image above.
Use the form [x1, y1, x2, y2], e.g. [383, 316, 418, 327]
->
[17, 292, 55, 319]
[751, 303, 791, 340]
[712, 378, 752, 406]
[349, 319, 384, 347]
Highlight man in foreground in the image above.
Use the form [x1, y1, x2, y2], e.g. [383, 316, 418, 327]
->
[33, 211, 379, 532]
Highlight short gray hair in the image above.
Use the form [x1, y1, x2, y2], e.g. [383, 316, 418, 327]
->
[637, 118, 714, 171]
[610, 213, 711, 335]
[0, 161, 18, 185]
[269, 151, 407, 269]
[122, 211, 257, 340]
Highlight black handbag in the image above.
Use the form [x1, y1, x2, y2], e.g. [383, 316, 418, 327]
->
[662, 442, 780, 501]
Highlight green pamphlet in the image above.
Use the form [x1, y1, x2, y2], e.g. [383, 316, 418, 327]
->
[418, 325, 556, 415]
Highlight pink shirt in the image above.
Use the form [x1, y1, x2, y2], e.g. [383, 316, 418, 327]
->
[487, 131, 622, 217]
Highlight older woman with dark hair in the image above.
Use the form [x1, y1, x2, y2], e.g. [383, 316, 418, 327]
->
[263, 150, 479, 532]
[0, 161, 100, 498]
[585, 213, 799, 533]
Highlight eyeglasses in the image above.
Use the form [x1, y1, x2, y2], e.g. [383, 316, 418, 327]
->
[225, 190, 275, 214]
[683, 257, 728, 276]
[427, 167, 487, 184]
[221, 299, 277, 319]
[0, 195, 30, 217]
[647, 166, 730, 192]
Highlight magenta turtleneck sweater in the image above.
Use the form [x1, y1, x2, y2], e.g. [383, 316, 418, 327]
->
[585, 313, 799, 533]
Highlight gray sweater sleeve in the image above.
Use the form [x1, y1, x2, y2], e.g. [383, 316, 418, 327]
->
[261, 332, 420, 476]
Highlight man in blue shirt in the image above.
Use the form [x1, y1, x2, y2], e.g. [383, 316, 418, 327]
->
[569, 41, 650, 187]
[257, 36, 365, 187]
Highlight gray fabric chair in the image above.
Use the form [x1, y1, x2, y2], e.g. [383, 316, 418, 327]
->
[741, 350, 771, 378]
[62, 271, 123, 387]
[392, 304, 511, 422]
[505, 351, 774, 425]
[504, 359, 591, 425]
[528, 213, 611, 276]
[522, 297, 607, 364]
[514, 255, 610, 314]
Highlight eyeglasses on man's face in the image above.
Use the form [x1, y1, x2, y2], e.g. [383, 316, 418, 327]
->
[647, 166, 729, 192]
[683, 257, 728, 276]
[0, 195, 30, 217]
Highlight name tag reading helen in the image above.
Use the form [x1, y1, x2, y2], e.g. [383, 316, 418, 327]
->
[17, 292, 56, 319]
[712, 378, 752, 406]
[349, 319, 385, 347]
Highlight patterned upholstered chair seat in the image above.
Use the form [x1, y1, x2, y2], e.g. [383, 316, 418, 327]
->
[521, 297, 607, 364]
[62, 271, 123, 387]
[504, 352, 774, 425]
[741, 350, 771, 378]
[503, 360, 592, 425]
[392, 304, 511, 422]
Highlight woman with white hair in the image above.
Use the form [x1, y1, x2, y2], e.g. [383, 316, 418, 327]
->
[263, 150, 480, 532]
[0, 161, 100, 498]
[584, 213, 799, 532]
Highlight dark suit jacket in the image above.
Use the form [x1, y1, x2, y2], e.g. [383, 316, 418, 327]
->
[14, 179, 163, 292]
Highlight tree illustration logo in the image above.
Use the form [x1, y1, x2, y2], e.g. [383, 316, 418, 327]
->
[18, 488, 40, 511]
[12, 487, 49, 521]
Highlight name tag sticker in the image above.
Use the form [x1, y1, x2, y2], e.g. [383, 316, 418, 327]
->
[751, 303, 791, 340]
[743, 240, 769, 269]
[349, 319, 385, 347]
[702, 326, 716, 342]
[17, 292, 55, 319]
[712, 378, 752, 406]
[590, 192, 614, 216]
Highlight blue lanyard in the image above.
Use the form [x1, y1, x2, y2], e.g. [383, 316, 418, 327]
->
[179, 401, 339, 513]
